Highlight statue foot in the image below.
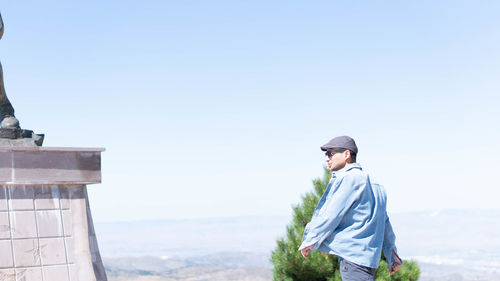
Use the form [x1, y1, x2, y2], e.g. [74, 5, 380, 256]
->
[1, 116, 20, 128]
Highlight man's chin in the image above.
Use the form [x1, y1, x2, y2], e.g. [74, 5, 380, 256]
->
[329, 165, 342, 171]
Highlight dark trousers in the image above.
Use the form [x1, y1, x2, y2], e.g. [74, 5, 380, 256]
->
[339, 258, 377, 281]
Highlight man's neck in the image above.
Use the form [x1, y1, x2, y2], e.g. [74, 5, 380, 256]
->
[333, 162, 360, 173]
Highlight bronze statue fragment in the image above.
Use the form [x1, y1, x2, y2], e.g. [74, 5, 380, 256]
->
[0, 12, 43, 146]
[0, 13, 19, 129]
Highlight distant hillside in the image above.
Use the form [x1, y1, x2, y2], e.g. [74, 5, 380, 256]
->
[104, 253, 271, 281]
[389, 209, 500, 281]
[95, 209, 500, 281]
[95, 216, 290, 258]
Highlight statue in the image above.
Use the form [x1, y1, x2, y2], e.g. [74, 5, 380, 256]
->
[0, 12, 43, 146]
[0, 13, 19, 129]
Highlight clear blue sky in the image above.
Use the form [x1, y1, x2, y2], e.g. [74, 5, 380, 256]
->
[1, 1, 499, 222]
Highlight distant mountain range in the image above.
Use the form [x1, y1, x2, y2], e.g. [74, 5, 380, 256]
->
[104, 253, 271, 281]
[95, 215, 289, 258]
[390, 209, 500, 281]
[95, 209, 500, 281]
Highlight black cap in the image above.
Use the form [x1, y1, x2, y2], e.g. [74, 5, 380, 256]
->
[320, 136, 358, 154]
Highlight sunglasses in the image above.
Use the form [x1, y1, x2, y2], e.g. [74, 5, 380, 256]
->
[325, 149, 346, 157]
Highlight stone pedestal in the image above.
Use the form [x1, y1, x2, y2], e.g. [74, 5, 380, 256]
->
[0, 147, 106, 281]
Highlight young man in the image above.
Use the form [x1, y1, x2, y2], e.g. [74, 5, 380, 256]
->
[299, 136, 402, 281]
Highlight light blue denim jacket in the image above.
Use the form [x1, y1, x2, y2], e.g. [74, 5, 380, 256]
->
[299, 163, 399, 269]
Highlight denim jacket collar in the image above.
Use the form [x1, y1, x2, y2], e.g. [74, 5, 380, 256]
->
[331, 163, 362, 177]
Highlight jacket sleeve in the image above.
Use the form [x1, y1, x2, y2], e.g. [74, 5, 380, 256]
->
[298, 174, 363, 252]
[382, 215, 401, 269]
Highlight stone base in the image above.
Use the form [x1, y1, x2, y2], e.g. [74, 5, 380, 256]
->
[0, 128, 44, 146]
[0, 185, 107, 281]
[0, 147, 106, 281]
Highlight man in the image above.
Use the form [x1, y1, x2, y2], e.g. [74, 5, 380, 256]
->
[299, 136, 402, 280]
[0, 12, 20, 128]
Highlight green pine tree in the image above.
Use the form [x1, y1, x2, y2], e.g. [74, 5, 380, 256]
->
[271, 167, 420, 281]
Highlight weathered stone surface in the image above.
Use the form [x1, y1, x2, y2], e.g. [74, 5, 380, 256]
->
[0, 130, 44, 146]
[0, 148, 107, 281]
[0, 147, 103, 184]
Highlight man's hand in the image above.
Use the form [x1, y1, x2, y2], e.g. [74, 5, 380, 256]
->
[300, 245, 313, 258]
[389, 250, 402, 275]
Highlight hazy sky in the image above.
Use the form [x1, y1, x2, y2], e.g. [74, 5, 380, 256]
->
[1, 1, 499, 222]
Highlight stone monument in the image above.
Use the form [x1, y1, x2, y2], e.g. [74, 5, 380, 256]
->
[0, 12, 107, 281]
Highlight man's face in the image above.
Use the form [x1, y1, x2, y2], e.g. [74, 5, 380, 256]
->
[325, 149, 348, 171]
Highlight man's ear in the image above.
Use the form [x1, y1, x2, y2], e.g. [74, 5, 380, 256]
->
[344, 150, 352, 162]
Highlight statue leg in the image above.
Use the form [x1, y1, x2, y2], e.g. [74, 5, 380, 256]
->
[0, 62, 19, 128]
[0, 62, 15, 118]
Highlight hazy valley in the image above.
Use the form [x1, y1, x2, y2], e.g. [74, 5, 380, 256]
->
[95, 210, 500, 281]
